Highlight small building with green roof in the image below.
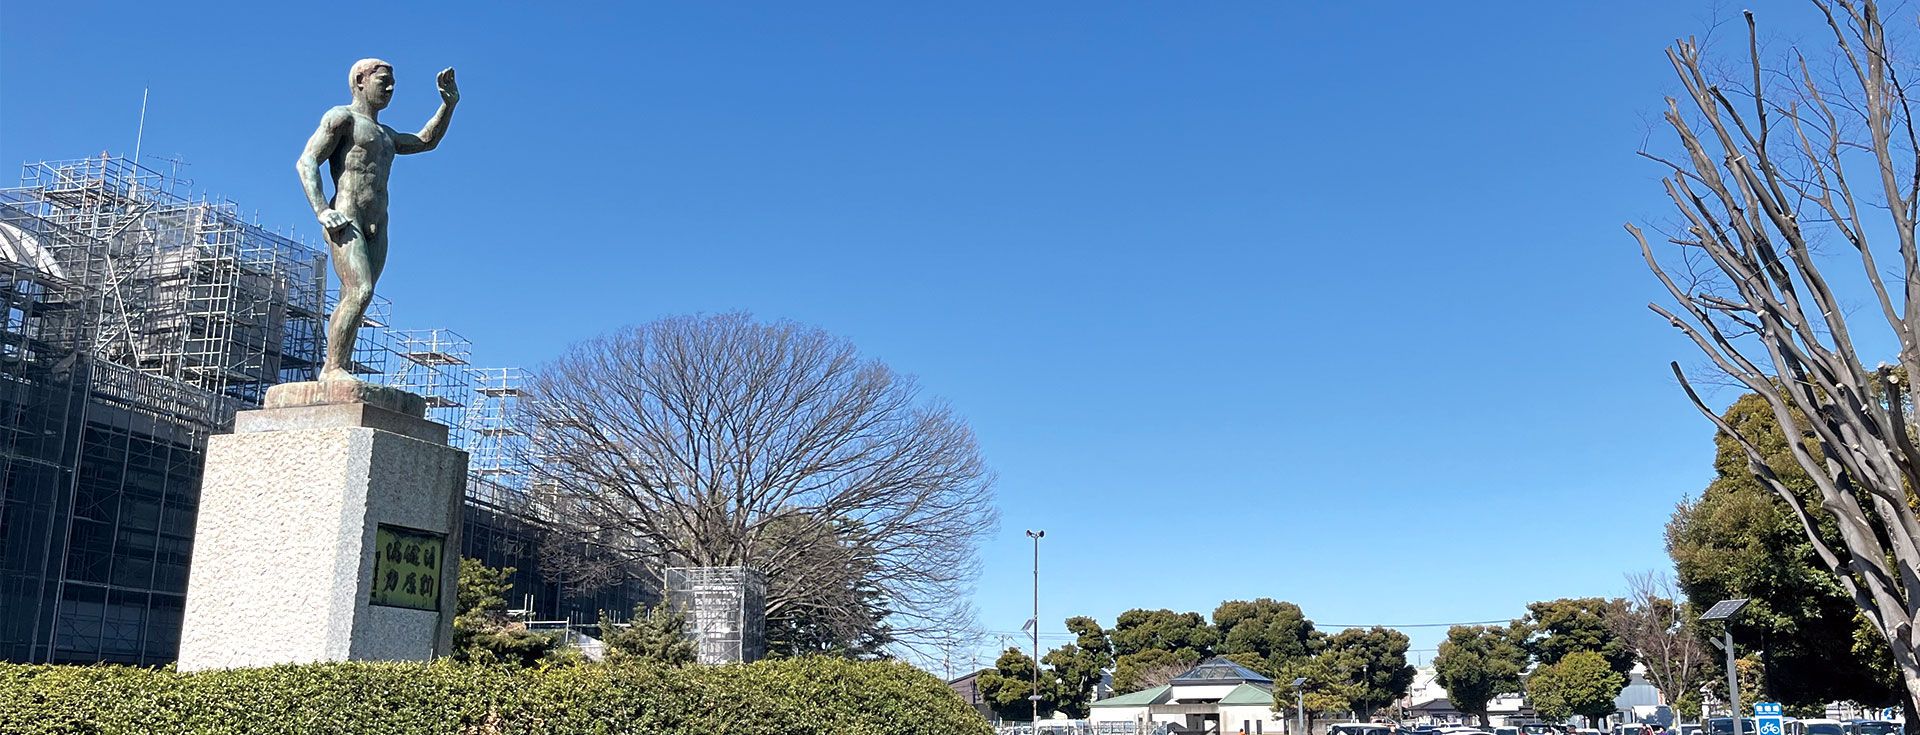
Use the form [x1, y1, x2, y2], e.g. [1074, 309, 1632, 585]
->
[1089, 656, 1284, 734]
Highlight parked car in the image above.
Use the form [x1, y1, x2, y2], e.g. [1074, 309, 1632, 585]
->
[1708, 719, 1759, 735]
[1497, 727, 1522, 735]
[1796, 720, 1849, 735]
[1522, 725, 1558, 735]
[1851, 722, 1903, 735]
[1678, 725, 1703, 735]
[1330, 725, 1395, 735]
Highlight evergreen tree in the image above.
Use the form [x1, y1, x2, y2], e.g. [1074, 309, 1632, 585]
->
[452, 559, 564, 666]
[978, 647, 1063, 722]
[1044, 617, 1114, 718]
[1433, 624, 1528, 726]
[600, 600, 697, 666]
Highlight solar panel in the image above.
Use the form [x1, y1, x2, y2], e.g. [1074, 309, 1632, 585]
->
[1700, 598, 1750, 621]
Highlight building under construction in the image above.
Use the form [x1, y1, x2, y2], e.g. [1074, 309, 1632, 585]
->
[0, 155, 643, 665]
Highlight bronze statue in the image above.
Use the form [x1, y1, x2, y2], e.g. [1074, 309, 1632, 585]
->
[297, 58, 458, 382]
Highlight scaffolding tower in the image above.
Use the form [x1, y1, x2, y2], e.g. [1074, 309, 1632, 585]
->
[464, 366, 532, 511]
[665, 566, 767, 664]
[369, 328, 475, 449]
[0, 155, 326, 411]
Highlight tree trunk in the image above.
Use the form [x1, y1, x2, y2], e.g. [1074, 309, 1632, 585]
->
[1902, 671, 1920, 728]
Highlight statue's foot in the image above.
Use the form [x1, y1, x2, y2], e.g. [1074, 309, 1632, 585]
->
[319, 367, 359, 384]
[264, 377, 428, 418]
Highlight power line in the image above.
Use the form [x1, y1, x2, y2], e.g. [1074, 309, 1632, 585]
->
[1319, 619, 1511, 629]
[982, 618, 1511, 645]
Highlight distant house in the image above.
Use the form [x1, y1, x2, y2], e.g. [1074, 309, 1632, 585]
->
[1399, 663, 1670, 728]
[1089, 657, 1285, 735]
[1399, 665, 1531, 726]
[949, 668, 996, 722]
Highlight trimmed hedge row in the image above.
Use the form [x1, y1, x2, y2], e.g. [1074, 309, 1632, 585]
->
[0, 656, 993, 735]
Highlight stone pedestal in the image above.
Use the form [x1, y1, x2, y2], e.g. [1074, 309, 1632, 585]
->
[177, 385, 467, 671]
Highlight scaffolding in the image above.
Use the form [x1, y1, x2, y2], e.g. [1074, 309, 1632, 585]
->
[665, 566, 767, 664]
[0, 155, 328, 665]
[0, 154, 649, 664]
[0, 156, 326, 409]
[464, 366, 532, 511]
[367, 328, 476, 448]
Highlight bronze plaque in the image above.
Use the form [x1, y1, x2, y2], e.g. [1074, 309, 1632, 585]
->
[370, 524, 444, 611]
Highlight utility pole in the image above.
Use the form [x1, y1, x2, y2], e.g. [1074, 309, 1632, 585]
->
[1027, 529, 1045, 735]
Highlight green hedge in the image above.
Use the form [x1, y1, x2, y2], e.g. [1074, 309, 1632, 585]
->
[0, 657, 992, 735]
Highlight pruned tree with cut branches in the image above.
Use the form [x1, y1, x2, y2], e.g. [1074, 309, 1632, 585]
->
[521, 312, 998, 657]
[1634, 0, 1920, 713]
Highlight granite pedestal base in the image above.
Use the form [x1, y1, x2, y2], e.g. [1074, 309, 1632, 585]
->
[176, 395, 467, 671]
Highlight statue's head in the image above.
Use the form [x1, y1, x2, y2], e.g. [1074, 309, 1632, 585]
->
[349, 58, 395, 110]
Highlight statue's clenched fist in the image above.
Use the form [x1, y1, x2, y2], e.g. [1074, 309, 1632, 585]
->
[318, 208, 351, 233]
[437, 68, 458, 106]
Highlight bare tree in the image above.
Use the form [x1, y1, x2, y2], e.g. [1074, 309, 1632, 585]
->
[521, 312, 998, 655]
[1634, 0, 1920, 712]
[1612, 572, 1707, 712]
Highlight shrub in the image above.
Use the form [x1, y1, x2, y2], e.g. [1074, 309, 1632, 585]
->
[598, 601, 696, 667]
[0, 657, 990, 735]
[452, 560, 565, 667]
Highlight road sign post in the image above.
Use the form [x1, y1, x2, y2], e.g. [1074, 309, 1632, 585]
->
[1755, 702, 1782, 735]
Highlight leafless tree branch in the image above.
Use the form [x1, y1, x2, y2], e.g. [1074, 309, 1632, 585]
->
[519, 313, 999, 657]
[1636, 0, 1920, 710]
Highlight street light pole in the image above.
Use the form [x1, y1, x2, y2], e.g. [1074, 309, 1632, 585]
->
[1361, 663, 1370, 723]
[1027, 529, 1045, 735]
[1700, 599, 1751, 735]
[1294, 677, 1310, 735]
[1723, 628, 1739, 732]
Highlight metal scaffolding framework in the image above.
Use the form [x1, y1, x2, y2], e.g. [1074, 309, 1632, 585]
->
[0, 154, 626, 664]
[329, 299, 534, 508]
[0, 155, 326, 411]
[665, 566, 767, 665]
[0, 156, 326, 665]
[464, 366, 532, 511]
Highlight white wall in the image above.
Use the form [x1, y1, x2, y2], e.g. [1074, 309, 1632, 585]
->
[1220, 705, 1285, 734]
[1092, 707, 1147, 724]
[1171, 683, 1246, 701]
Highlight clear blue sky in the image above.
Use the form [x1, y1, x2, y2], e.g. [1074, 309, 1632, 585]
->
[3, 0, 1848, 672]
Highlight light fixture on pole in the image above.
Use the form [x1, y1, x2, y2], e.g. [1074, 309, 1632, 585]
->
[1700, 598, 1750, 735]
[1027, 530, 1045, 735]
[1293, 677, 1309, 735]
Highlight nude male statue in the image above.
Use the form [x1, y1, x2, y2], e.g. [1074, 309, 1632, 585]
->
[296, 58, 459, 382]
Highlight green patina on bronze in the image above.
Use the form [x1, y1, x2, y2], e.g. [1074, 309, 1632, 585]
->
[295, 58, 459, 384]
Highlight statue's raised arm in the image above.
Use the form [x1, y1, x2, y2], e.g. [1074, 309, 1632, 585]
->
[392, 68, 459, 155]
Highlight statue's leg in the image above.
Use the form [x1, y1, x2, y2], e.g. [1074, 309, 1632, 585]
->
[323, 218, 373, 382]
